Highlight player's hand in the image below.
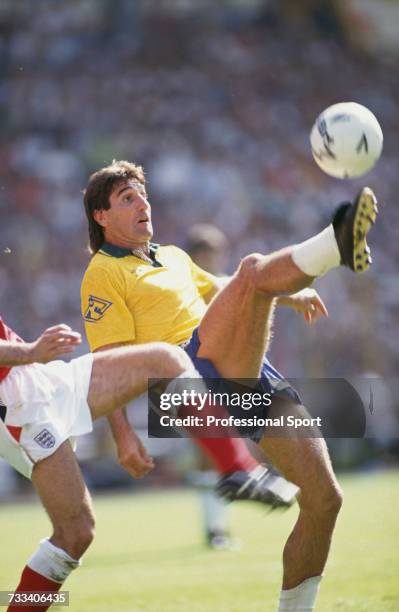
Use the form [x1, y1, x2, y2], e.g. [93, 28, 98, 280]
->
[116, 429, 155, 479]
[279, 289, 328, 324]
[28, 324, 82, 363]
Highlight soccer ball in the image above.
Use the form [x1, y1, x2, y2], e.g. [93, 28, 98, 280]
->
[310, 102, 383, 179]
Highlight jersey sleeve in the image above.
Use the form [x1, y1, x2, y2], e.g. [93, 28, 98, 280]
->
[186, 254, 220, 298]
[81, 265, 135, 351]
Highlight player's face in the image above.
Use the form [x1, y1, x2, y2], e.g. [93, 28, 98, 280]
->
[97, 180, 153, 247]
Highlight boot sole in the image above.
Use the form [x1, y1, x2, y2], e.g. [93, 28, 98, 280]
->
[353, 187, 378, 272]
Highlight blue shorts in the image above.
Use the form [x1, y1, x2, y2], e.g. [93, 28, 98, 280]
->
[183, 328, 301, 443]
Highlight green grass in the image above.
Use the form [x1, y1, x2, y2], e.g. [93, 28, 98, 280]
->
[1, 470, 398, 611]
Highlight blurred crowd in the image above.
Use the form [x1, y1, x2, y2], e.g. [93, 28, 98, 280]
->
[0, 0, 398, 481]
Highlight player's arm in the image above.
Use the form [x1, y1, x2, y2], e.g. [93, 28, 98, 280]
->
[277, 288, 328, 324]
[0, 324, 81, 366]
[94, 342, 154, 479]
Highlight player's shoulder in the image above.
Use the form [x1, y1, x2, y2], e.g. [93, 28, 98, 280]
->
[82, 251, 124, 286]
[84, 250, 119, 273]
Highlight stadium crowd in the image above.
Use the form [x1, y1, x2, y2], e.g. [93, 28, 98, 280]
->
[0, 0, 398, 459]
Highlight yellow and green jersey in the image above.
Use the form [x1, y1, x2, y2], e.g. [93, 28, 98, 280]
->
[80, 242, 218, 351]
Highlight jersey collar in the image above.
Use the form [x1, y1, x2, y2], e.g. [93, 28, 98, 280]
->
[100, 242, 160, 259]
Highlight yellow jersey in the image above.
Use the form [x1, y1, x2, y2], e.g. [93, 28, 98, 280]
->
[80, 242, 218, 351]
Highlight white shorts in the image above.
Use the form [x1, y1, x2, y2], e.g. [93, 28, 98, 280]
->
[0, 353, 94, 479]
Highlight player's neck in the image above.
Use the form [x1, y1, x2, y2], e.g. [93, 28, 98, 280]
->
[131, 242, 150, 256]
[104, 236, 150, 255]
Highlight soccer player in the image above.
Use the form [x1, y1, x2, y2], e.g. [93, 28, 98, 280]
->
[81, 178, 300, 510]
[0, 316, 207, 611]
[81, 160, 378, 611]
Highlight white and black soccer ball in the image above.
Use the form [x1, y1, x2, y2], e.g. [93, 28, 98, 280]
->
[310, 102, 383, 179]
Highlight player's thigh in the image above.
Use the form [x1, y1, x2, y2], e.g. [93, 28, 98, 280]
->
[88, 343, 190, 419]
[198, 272, 274, 378]
[259, 402, 341, 508]
[32, 440, 94, 533]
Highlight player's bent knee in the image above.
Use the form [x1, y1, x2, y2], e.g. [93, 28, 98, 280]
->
[238, 253, 263, 278]
[153, 344, 192, 379]
[238, 253, 276, 294]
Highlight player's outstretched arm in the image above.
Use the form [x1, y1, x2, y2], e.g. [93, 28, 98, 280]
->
[277, 288, 328, 324]
[0, 324, 82, 366]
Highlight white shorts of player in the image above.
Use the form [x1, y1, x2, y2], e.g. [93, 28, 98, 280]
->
[0, 353, 94, 480]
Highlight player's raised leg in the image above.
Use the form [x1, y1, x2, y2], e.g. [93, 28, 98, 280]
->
[8, 442, 95, 612]
[198, 187, 378, 379]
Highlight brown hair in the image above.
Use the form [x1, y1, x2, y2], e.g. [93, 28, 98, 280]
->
[83, 160, 146, 254]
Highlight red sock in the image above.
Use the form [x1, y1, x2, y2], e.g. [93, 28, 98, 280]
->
[8, 566, 62, 612]
[178, 400, 258, 474]
[194, 437, 257, 474]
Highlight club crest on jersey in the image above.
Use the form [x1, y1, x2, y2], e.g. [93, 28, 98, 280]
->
[34, 428, 56, 449]
[84, 295, 112, 322]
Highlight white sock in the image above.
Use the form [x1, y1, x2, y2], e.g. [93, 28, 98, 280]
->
[292, 225, 341, 277]
[278, 576, 322, 611]
[28, 538, 81, 583]
[192, 470, 229, 534]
